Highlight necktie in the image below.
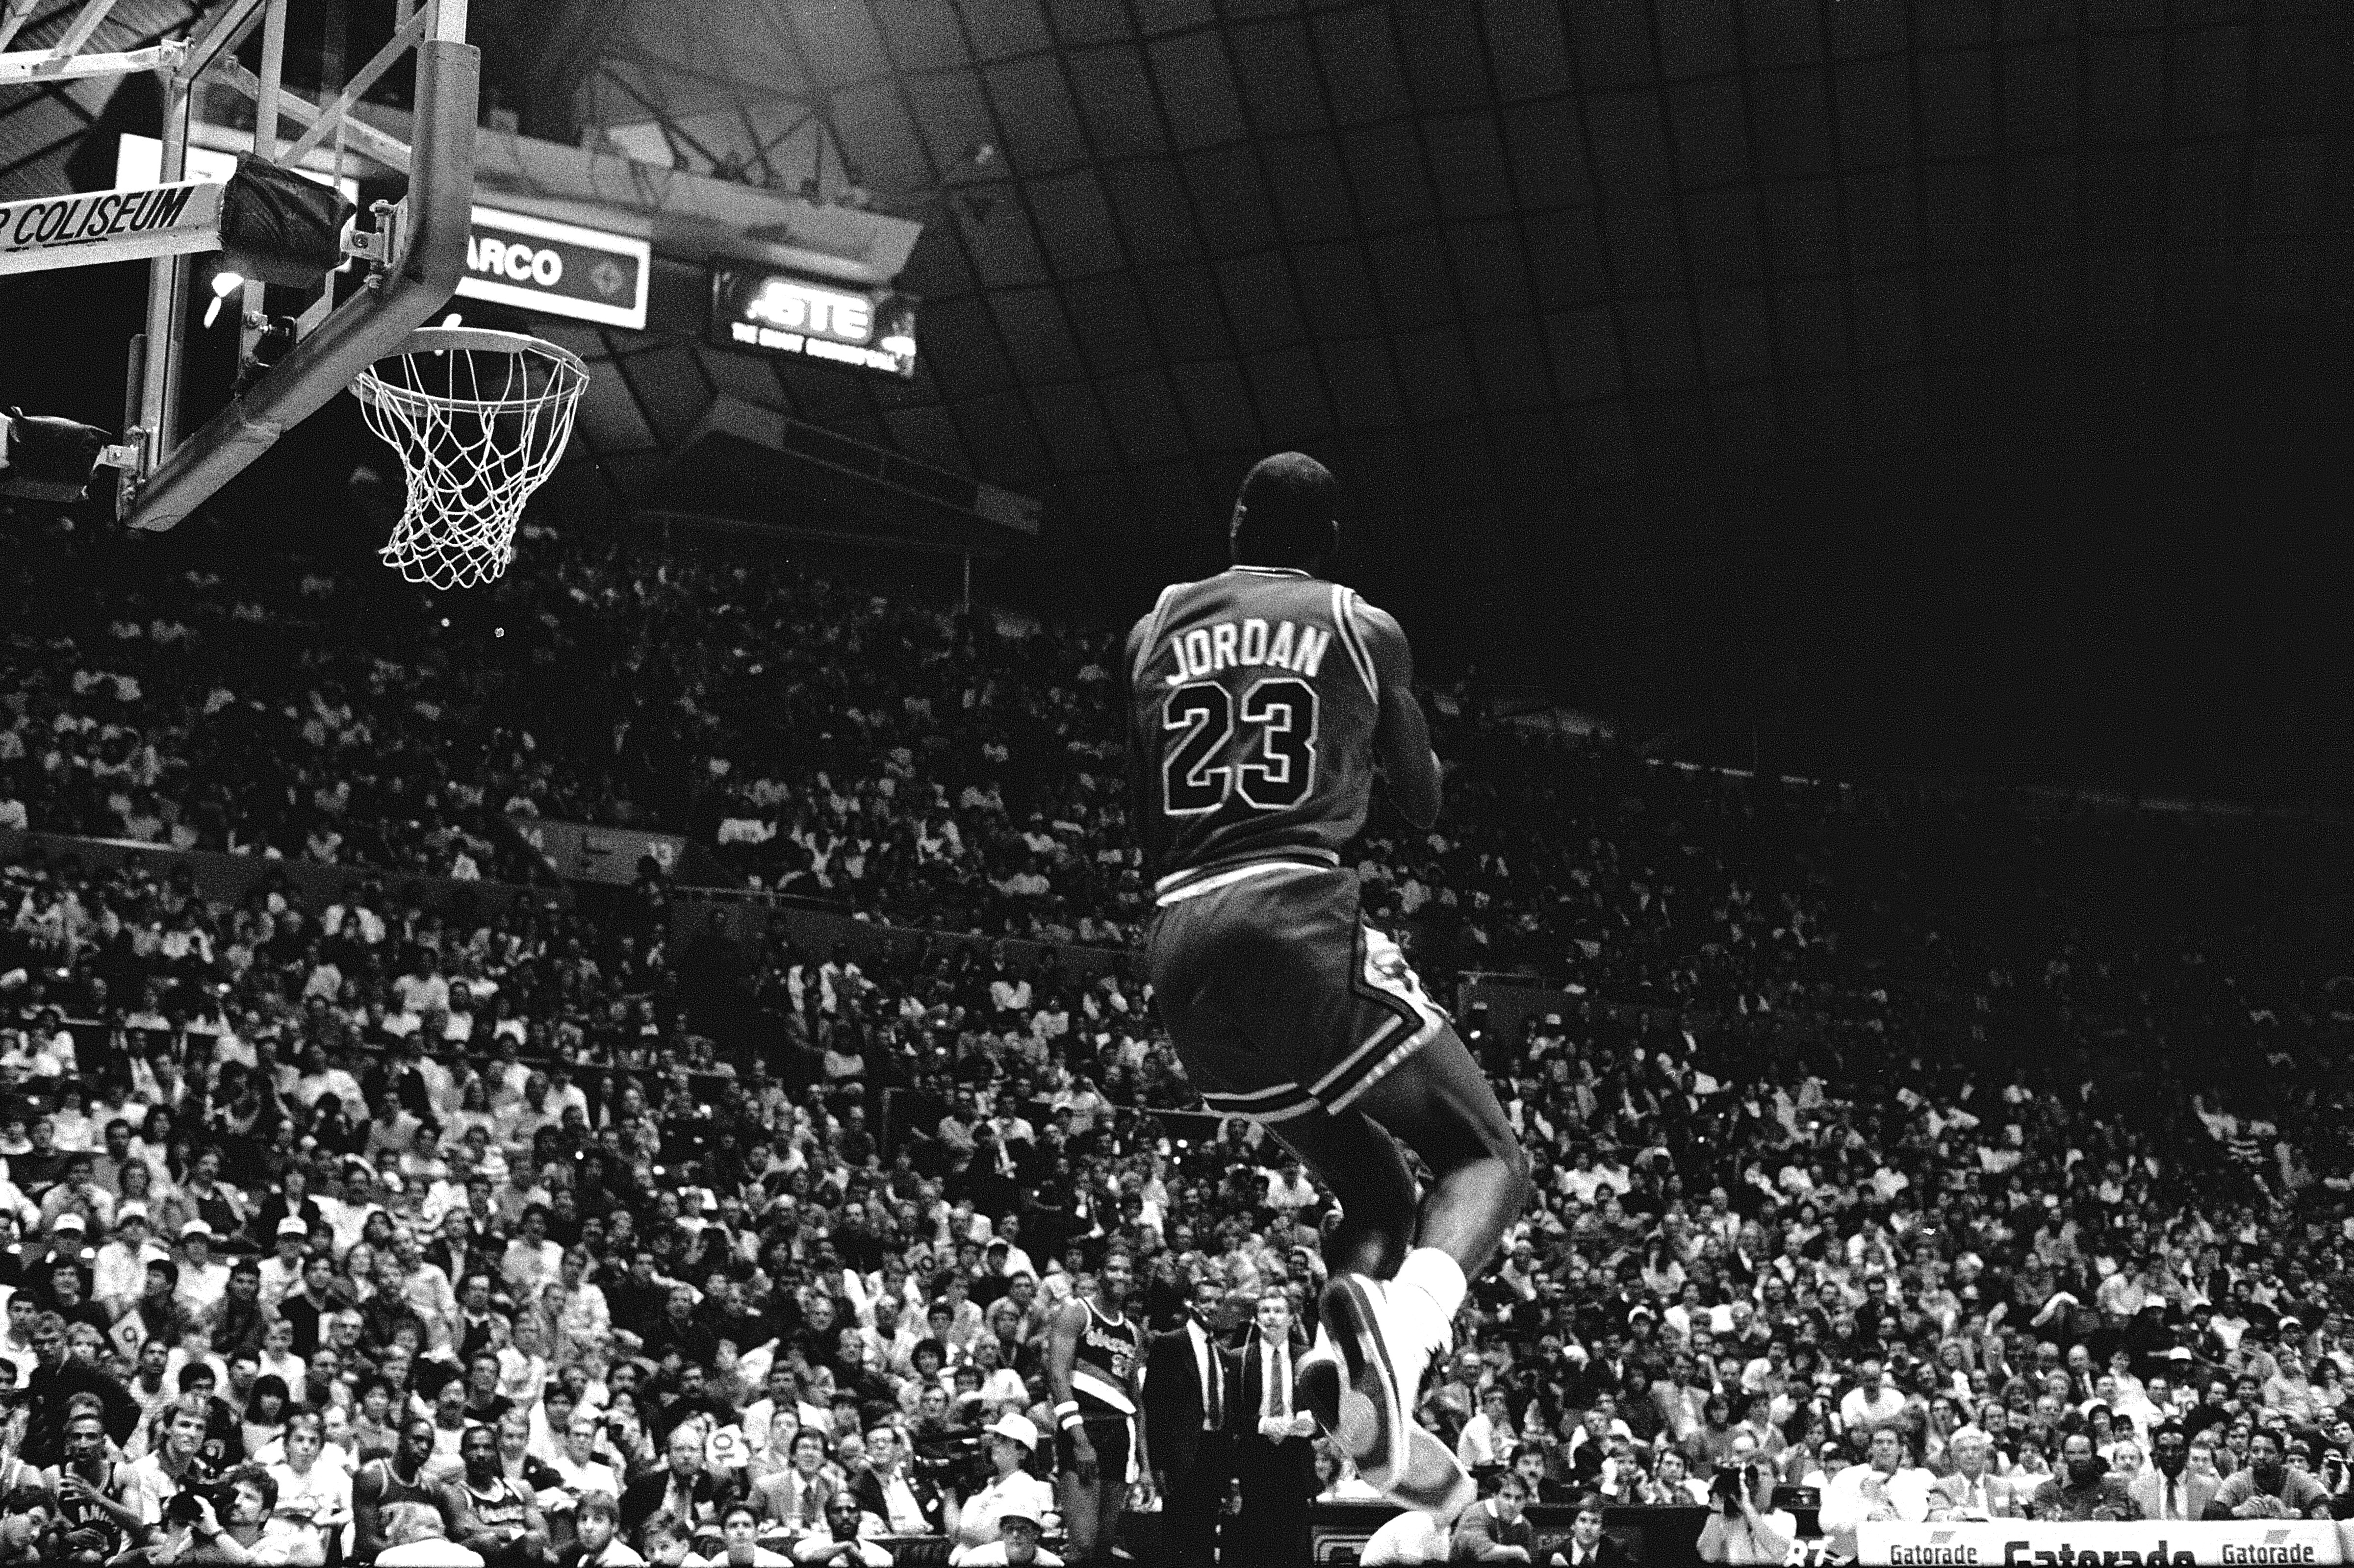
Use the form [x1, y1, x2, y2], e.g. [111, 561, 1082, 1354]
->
[1266, 1344, 1290, 1421]
[1203, 1334, 1225, 1431]
[2166, 1479, 2178, 1520]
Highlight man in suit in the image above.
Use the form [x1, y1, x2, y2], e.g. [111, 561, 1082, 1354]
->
[1926, 1428, 2019, 1520]
[1230, 1290, 1317, 1567]
[751, 1427, 839, 1536]
[1548, 1490, 1634, 1568]
[847, 1424, 950, 1537]
[1144, 1276, 1236, 1568]
[621, 1419, 744, 1545]
[2130, 1422, 2220, 1523]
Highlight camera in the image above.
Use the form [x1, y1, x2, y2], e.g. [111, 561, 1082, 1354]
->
[162, 1481, 235, 1528]
[1712, 1465, 1757, 1513]
[912, 1427, 992, 1493]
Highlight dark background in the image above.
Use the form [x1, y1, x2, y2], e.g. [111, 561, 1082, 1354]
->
[1, 0, 2349, 806]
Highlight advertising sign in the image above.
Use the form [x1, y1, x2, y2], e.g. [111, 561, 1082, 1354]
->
[458, 206, 650, 329]
[508, 816, 683, 885]
[709, 264, 918, 378]
[1859, 1520, 2347, 1567]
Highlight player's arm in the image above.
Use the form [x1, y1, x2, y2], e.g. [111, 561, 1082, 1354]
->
[1046, 1299, 1095, 1478]
[1121, 615, 1156, 834]
[1356, 602, 1441, 829]
[350, 1465, 389, 1564]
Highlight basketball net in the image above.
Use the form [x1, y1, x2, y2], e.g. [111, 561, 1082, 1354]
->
[354, 328, 588, 590]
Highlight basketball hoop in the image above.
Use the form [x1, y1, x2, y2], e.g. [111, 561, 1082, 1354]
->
[352, 327, 588, 590]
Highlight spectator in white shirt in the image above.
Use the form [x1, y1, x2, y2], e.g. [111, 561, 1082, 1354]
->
[1838, 1360, 1910, 1437]
[1820, 1428, 1933, 1559]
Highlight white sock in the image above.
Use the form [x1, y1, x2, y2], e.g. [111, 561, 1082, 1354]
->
[1390, 1248, 1467, 1343]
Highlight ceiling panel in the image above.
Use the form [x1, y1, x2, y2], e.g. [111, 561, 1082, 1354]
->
[1101, 164, 1203, 266]
[1214, 251, 1310, 352]
[1149, 30, 1250, 149]
[1065, 48, 1171, 159]
[1423, 113, 1518, 220]
[984, 56, 1092, 175]
[1181, 146, 1282, 255]
[1480, 0, 1574, 102]
[1263, 136, 1360, 243]
[1311, 5, 1413, 125]
[1229, 19, 1331, 139]
[1317, 337, 1406, 429]
[1394, 4, 1493, 115]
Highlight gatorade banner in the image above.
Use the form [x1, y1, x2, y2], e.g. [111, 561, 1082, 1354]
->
[1859, 1520, 2346, 1566]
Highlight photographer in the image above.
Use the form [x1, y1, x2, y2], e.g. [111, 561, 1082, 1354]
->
[1696, 1459, 1794, 1567]
[158, 1466, 326, 1565]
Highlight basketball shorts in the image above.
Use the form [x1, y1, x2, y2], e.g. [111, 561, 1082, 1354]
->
[1060, 1416, 1133, 1490]
[1144, 861, 1451, 1126]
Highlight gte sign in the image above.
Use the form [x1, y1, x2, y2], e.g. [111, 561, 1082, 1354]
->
[710, 264, 919, 379]
[742, 276, 871, 344]
[453, 207, 650, 330]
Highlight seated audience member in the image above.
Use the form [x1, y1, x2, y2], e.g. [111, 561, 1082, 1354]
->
[948, 1416, 1054, 1566]
[790, 1492, 893, 1566]
[558, 1491, 644, 1567]
[945, 1503, 1058, 1568]
[1452, 1469, 1539, 1563]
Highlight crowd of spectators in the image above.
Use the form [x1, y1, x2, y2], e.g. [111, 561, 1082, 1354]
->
[2, 526, 2354, 1561]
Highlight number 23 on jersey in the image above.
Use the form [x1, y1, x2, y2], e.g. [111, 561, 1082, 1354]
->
[1161, 678, 1319, 815]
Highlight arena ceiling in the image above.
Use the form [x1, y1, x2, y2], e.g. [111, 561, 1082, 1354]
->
[485, 0, 2354, 727]
[3, 0, 2352, 786]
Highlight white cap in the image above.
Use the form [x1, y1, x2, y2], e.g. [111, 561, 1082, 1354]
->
[983, 1413, 1039, 1452]
[51, 1212, 86, 1233]
[181, 1220, 212, 1240]
[277, 1217, 309, 1238]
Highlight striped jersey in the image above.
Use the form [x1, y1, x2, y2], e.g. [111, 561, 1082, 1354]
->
[1126, 566, 1385, 895]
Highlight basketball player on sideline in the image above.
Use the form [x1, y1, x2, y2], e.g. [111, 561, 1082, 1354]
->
[1123, 452, 1531, 1524]
[1047, 1248, 1149, 1564]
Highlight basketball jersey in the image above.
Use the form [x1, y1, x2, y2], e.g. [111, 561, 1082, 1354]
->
[1070, 1298, 1142, 1420]
[1127, 566, 1384, 892]
[366, 1457, 447, 1541]
[54, 1460, 128, 1551]
[461, 1476, 534, 1538]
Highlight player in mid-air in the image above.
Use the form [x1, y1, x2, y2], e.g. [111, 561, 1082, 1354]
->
[1123, 452, 1531, 1525]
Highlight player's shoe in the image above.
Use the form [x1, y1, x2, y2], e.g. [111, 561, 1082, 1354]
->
[1388, 1426, 1476, 1520]
[1318, 1272, 1445, 1490]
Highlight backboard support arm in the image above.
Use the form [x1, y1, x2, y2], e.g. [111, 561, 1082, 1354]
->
[125, 32, 478, 531]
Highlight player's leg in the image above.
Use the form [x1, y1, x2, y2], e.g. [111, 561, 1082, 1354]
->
[1260, 1095, 1419, 1280]
[1306, 1024, 1529, 1497]
[1058, 1433, 1105, 1563]
[1343, 1020, 1529, 1280]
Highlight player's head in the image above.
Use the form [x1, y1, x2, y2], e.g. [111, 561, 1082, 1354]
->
[1230, 452, 1339, 569]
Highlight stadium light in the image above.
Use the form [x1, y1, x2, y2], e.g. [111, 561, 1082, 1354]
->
[203, 268, 245, 329]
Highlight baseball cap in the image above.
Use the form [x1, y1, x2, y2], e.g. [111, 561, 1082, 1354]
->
[2168, 1347, 2194, 1361]
[983, 1413, 1039, 1452]
[996, 1502, 1044, 1528]
[51, 1213, 85, 1233]
[277, 1217, 309, 1238]
[117, 1202, 150, 1223]
[180, 1220, 212, 1240]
